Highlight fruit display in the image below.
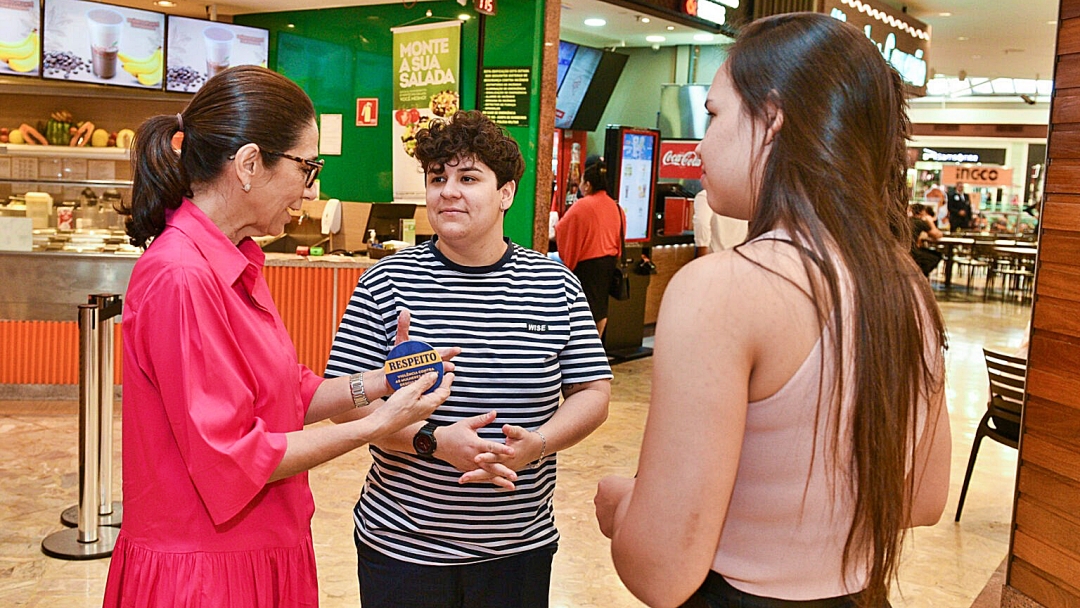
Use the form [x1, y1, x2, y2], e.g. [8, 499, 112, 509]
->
[116, 129, 136, 149]
[18, 123, 47, 145]
[0, 30, 39, 73]
[44, 111, 75, 146]
[2, 113, 134, 148]
[90, 128, 110, 147]
[119, 48, 163, 87]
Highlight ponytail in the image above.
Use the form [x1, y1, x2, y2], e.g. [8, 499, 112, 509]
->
[583, 161, 609, 194]
[123, 114, 188, 248]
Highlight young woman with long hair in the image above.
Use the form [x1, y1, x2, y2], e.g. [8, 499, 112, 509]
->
[594, 13, 951, 608]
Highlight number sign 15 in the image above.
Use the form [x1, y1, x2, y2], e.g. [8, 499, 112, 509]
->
[474, 0, 496, 16]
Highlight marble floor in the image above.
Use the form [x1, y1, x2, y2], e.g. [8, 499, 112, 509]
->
[0, 286, 1030, 607]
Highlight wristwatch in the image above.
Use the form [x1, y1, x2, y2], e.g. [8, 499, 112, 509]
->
[412, 422, 439, 457]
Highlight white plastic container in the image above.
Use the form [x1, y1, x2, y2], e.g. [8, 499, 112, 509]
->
[24, 192, 54, 230]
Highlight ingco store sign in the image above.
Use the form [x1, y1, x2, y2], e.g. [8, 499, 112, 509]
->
[659, 140, 702, 180]
[942, 165, 1014, 187]
[821, 0, 930, 94]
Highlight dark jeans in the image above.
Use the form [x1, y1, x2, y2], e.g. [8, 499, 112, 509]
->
[680, 571, 890, 608]
[356, 537, 556, 608]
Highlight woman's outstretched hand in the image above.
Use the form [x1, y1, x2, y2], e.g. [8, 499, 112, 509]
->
[366, 371, 454, 439]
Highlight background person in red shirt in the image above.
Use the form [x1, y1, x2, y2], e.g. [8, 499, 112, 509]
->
[555, 162, 625, 336]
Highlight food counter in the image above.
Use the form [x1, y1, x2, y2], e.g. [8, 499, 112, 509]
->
[0, 249, 377, 391]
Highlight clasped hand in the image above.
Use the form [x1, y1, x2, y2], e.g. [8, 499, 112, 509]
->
[437, 411, 544, 491]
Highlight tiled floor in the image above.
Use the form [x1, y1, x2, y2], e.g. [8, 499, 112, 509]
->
[0, 286, 1030, 607]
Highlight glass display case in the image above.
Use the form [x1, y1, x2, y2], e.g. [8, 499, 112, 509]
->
[0, 143, 137, 253]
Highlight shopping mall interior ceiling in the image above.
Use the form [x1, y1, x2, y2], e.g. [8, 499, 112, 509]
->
[105, 0, 1056, 80]
[879, 0, 1056, 81]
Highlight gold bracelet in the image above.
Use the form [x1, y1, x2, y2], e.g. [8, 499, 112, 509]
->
[349, 373, 370, 408]
[531, 429, 547, 469]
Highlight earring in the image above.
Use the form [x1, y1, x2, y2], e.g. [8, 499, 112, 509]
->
[242, 183, 251, 192]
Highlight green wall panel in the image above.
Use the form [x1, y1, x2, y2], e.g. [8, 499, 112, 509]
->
[237, 0, 544, 248]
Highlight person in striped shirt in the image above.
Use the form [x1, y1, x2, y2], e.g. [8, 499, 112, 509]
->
[326, 110, 611, 608]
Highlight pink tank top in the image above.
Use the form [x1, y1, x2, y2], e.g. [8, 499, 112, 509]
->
[713, 230, 865, 599]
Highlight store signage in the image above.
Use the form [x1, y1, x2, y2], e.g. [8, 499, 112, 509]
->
[942, 165, 1013, 187]
[356, 98, 378, 127]
[683, 0, 739, 25]
[916, 147, 1008, 165]
[480, 67, 531, 127]
[821, 0, 930, 91]
[659, 140, 702, 180]
[474, 0, 496, 16]
[391, 22, 462, 202]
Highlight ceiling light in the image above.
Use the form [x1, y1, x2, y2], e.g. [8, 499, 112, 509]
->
[1049, 20, 1058, 25]
[154, 0, 175, 5]
[957, 36, 968, 41]
[938, 12, 952, 17]
[458, 14, 471, 20]
[584, 18, 606, 26]
[666, 25, 675, 31]
[286, 23, 295, 28]
[640, 17, 651, 23]
[693, 33, 715, 42]
[646, 35, 666, 43]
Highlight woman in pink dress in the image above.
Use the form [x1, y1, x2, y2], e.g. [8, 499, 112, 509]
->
[103, 66, 455, 607]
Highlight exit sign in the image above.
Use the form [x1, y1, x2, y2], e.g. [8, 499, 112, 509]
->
[474, 0, 496, 16]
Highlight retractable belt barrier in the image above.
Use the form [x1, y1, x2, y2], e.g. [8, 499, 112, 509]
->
[41, 294, 123, 560]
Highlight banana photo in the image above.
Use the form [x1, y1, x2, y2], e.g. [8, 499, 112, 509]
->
[42, 0, 164, 89]
[0, 0, 40, 77]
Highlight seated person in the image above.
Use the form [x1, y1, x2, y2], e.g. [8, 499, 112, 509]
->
[909, 204, 943, 277]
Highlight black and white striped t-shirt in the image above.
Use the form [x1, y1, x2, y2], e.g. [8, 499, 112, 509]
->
[325, 237, 612, 565]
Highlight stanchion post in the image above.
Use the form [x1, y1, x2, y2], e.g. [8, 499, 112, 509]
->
[61, 294, 123, 528]
[92, 294, 123, 523]
[77, 303, 100, 542]
[42, 302, 119, 559]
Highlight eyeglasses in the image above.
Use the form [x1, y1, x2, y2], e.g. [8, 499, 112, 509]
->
[264, 150, 325, 188]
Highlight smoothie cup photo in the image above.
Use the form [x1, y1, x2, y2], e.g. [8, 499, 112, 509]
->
[87, 8, 123, 79]
[203, 26, 234, 78]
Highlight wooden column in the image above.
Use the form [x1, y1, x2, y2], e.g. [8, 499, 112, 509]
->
[1004, 1, 1080, 605]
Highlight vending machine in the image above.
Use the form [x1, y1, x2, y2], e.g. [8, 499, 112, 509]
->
[602, 126, 660, 361]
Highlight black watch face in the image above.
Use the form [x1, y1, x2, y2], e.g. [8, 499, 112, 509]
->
[414, 432, 436, 455]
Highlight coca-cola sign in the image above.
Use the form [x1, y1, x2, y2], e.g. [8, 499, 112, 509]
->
[659, 141, 703, 180]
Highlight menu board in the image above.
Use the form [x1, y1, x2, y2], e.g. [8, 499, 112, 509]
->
[0, 0, 41, 77]
[43, 0, 164, 89]
[166, 16, 268, 93]
[619, 131, 656, 242]
[554, 42, 601, 130]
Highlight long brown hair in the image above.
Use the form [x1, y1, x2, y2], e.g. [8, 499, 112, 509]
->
[727, 13, 946, 605]
[123, 66, 316, 248]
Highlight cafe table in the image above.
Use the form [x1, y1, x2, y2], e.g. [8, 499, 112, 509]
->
[935, 236, 976, 289]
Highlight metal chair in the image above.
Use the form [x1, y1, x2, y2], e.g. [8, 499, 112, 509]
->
[951, 241, 994, 291]
[954, 348, 1026, 522]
